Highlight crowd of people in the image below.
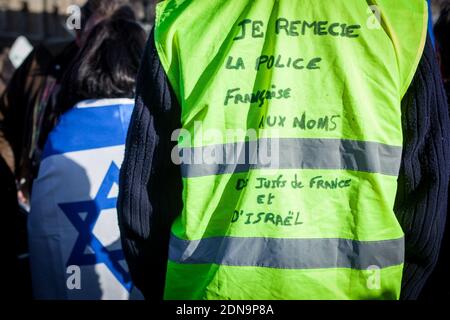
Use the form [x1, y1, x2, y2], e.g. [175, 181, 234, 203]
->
[0, 0, 449, 300]
[1, 0, 148, 299]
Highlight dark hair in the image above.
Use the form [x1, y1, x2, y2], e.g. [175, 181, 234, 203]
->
[89, 0, 131, 16]
[434, 3, 450, 79]
[61, 7, 146, 111]
[80, 0, 133, 32]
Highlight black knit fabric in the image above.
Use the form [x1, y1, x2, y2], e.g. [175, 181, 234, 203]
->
[394, 35, 450, 300]
[117, 30, 182, 300]
[117, 30, 450, 300]
[401, 48, 450, 299]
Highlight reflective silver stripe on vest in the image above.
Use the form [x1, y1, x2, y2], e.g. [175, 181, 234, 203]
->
[179, 138, 402, 178]
[169, 235, 405, 270]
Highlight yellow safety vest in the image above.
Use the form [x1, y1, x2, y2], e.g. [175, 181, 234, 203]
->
[154, 0, 428, 299]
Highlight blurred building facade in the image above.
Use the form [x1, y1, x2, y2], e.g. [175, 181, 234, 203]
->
[0, 0, 82, 46]
[0, 0, 156, 48]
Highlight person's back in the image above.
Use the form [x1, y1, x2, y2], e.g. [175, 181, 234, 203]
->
[118, 0, 450, 300]
[29, 98, 139, 299]
[157, 0, 430, 300]
[28, 12, 147, 300]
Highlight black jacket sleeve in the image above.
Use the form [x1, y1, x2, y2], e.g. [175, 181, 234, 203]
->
[117, 30, 182, 300]
[395, 35, 450, 300]
[118, 31, 450, 300]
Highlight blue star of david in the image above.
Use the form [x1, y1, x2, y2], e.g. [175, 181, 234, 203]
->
[59, 162, 132, 292]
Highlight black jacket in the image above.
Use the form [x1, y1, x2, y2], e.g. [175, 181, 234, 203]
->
[117, 31, 450, 300]
[0, 40, 78, 198]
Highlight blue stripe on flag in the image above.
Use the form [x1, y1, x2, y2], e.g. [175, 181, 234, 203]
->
[428, 0, 435, 48]
[42, 103, 134, 160]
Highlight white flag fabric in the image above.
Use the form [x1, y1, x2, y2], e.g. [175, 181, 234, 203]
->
[28, 99, 143, 300]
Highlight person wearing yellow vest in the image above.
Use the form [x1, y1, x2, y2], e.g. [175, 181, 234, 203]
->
[118, 0, 450, 300]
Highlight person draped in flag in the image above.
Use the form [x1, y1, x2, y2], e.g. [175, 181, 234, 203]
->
[28, 5, 147, 300]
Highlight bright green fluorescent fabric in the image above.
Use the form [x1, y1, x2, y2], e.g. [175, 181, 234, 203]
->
[165, 262, 404, 300]
[154, 0, 428, 300]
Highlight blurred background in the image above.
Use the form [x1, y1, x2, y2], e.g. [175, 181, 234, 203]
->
[0, 0, 157, 94]
[0, 0, 155, 44]
[432, 0, 449, 20]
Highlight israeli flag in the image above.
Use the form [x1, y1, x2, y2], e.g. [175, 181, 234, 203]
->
[28, 99, 142, 300]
